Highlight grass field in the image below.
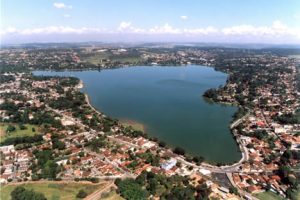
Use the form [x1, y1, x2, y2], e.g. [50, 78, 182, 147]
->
[83, 52, 143, 65]
[1, 181, 107, 200]
[121, 120, 145, 132]
[100, 190, 124, 200]
[254, 191, 284, 200]
[0, 123, 39, 142]
[83, 52, 111, 65]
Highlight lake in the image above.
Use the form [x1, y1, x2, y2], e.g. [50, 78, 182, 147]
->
[34, 65, 241, 163]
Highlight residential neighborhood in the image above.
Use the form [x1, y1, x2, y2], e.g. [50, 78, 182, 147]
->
[0, 46, 299, 200]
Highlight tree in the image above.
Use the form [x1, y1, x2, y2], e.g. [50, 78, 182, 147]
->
[41, 160, 60, 179]
[11, 186, 46, 200]
[87, 137, 107, 152]
[203, 88, 218, 101]
[76, 189, 88, 198]
[52, 139, 65, 150]
[6, 125, 16, 133]
[286, 187, 298, 200]
[173, 147, 185, 155]
[115, 178, 148, 200]
[192, 156, 204, 165]
[158, 141, 166, 147]
[164, 185, 195, 200]
[19, 124, 27, 130]
[229, 187, 238, 195]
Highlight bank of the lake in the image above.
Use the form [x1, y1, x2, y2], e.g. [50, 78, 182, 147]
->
[34, 65, 241, 164]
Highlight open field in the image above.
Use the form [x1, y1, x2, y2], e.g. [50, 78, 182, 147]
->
[82, 51, 144, 65]
[121, 120, 145, 132]
[254, 191, 284, 200]
[0, 123, 39, 142]
[82, 52, 111, 65]
[100, 190, 124, 200]
[1, 181, 108, 200]
[109, 54, 143, 63]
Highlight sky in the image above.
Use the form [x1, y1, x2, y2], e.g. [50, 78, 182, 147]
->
[1, 0, 300, 44]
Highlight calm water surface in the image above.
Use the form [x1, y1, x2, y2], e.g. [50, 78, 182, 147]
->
[34, 65, 241, 163]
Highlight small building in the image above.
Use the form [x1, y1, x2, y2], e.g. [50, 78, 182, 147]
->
[161, 158, 177, 170]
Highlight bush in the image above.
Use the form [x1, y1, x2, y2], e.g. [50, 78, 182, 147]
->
[19, 124, 27, 130]
[158, 141, 166, 147]
[115, 178, 148, 200]
[11, 186, 46, 200]
[76, 189, 88, 198]
[173, 147, 185, 155]
[6, 125, 16, 133]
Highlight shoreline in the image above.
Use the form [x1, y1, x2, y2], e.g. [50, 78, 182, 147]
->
[119, 119, 146, 132]
[72, 66, 244, 166]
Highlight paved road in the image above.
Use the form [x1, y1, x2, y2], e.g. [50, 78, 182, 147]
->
[230, 112, 250, 129]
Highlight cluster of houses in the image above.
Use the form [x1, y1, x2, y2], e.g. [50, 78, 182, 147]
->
[0, 50, 299, 199]
[0, 48, 83, 70]
[224, 57, 300, 197]
[0, 145, 31, 184]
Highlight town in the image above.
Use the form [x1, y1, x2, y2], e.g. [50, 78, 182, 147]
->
[0, 45, 299, 200]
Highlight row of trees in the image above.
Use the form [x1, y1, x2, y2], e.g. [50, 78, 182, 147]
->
[1, 134, 43, 146]
[275, 112, 300, 124]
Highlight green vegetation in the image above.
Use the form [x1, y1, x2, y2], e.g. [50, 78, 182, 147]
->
[286, 186, 300, 200]
[255, 191, 285, 200]
[203, 88, 218, 101]
[0, 124, 43, 149]
[82, 50, 144, 66]
[82, 52, 111, 65]
[1, 182, 104, 200]
[121, 120, 145, 132]
[115, 178, 148, 200]
[0, 74, 16, 84]
[115, 171, 211, 199]
[101, 190, 124, 200]
[10, 186, 46, 200]
[49, 91, 85, 110]
[275, 110, 300, 124]
[137, 150, 160, 166]
[76, 189, 88, 198]
[0, 123, 39, 143]
[173, 146, 185, 155]
[86, 136, 107, 152]
[31, 149, 62, 180]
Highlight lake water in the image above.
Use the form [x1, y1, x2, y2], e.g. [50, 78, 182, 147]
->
[34, 65, 241, 163]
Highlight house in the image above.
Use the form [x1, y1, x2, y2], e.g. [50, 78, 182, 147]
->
[161, 158, 177, 170]
[0, 145, 15, 154]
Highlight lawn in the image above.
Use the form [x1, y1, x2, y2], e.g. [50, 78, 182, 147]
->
[0, 123, 39, 142]
[254, 191, 284, 200]
[1, 181, 107, 200]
